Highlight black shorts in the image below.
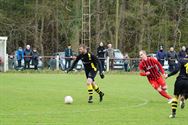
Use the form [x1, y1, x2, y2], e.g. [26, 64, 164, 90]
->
[174, 78, 188, 99]
[85, 70, 97, 81]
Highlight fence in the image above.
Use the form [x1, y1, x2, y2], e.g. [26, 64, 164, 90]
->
[7, 55, 142, 72]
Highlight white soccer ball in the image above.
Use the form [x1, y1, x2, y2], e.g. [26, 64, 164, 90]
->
[64, 96, 73, 104]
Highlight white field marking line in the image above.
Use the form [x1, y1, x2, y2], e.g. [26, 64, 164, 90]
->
[0, 96, 149, 116]
[0, 123, 90, 125]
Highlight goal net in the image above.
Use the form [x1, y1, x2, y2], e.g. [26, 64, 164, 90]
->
[0, 37, 8, 72]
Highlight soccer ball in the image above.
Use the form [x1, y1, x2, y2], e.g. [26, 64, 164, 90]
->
[64, 96, 73, 104]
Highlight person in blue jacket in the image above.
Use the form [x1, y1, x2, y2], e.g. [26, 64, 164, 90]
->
[16, 47, 24, 68]
[178, 46, 186, 59]
[156, 46, 166, 66]
[65, 44, 73, 69]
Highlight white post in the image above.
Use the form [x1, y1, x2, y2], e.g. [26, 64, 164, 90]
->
[0, 36, 8, 72]
[106, 56, 110, 72]
[56, 55, 59, 70]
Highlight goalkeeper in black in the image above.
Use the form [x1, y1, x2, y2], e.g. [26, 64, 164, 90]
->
[67, 45, 105, 103]
[165, 47, 188, 118]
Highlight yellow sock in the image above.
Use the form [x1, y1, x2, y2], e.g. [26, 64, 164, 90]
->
[93, 84, 101, 94]
[87, 84, 93, 97]
[171, 98, 178, 114]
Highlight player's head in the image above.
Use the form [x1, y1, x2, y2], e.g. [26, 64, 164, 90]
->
[78, 44, 88, 54]
[139, 50, 147, 60]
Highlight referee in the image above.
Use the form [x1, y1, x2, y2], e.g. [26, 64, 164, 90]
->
[67, 45, 105, 103]
[165, 47, 188, 118]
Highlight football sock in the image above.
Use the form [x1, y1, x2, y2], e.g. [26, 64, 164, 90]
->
[87, 84, 93, 99]
[159, 90, 171, 99]
[93, 84, 102, 94]
[171, 98, 178, 115]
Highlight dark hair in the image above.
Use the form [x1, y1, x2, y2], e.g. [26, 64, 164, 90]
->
[186, 47, 188, 55]
[68, 43, 71, 46]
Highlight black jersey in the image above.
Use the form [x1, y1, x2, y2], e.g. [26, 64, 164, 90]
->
[69, 52, 102, 73]
[168, 56, 188, 80]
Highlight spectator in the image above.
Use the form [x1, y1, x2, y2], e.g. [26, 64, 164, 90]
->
[0, 57, 2, 64]
[48, 56, 56, 71]
[97, 42, 106, 71]
[8, 55, 14, 70]
[0, 56, 2, 72]
[178, 46, 186, 59]
[106, 43, 114, 69]
[24, 45, 33, 69]
[156, 46, 166, 66]
[65, 44, 73, 70]
[124, 53, 130, 72]
[167, 47, 178, 72]
[16, 47, 24, 69]
[32, 48, 39, 70]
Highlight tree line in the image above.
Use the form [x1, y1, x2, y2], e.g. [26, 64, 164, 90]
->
[0, 0, 188, 57]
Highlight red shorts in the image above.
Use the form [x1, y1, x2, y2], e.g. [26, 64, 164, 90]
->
[149, 77, 166, 90]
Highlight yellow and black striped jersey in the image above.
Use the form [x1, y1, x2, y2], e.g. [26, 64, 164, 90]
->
[69, 52, 102, 73]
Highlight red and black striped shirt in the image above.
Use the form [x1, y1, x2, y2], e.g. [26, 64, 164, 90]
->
[139, 57, 165, 80]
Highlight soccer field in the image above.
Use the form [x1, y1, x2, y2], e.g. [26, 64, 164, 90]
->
[0, 73, 188, 125]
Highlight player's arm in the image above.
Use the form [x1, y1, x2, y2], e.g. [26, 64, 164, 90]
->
[91, 54, 102, 72]
[67, 55, 81, 72]
[139, 70, 150, 76]
[167, 61, 180, 77]
[153, 58, 165, 74]
[91, 54, 104, 79]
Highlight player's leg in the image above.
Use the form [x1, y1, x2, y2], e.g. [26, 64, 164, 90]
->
[157, 77, 172, 102]
[92, 81, 104, 102]
[169, 96, 178, 118]
[178, 79, 188, 109]
[89, 71, 104, 102]
[169, 80, 181, 118]
[87, 78, 94, 103]
[158, 77, 168, 91]
[179, 95, 185, 109]
[149, 79, 172, 100]
[157, 87, 172, 101]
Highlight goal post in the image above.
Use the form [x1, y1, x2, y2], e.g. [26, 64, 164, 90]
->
[0, 36, 8, 72]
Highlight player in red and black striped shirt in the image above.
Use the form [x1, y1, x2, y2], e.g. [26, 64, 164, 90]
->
[139, 50, 172, 103]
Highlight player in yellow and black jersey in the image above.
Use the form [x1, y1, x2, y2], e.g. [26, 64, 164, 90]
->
[165, 47, 188, 118]
[67, 45, 104, 103]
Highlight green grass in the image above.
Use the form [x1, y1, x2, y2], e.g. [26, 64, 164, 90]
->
[0, 73, 188, 125]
